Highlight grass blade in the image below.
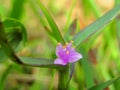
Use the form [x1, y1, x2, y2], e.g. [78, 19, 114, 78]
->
[29, 0, 56, 40]
[36, 0, 65, 43]
[20, 57, 64, 70]
[89, 77, 120, 90]
[78, 45, 95, 88]
[82, 0, 101, 18]
[29, 0, 47, 26]
[73, 5, 120, 47]
[64, 19, 78, 41]
[63, 0, 76, 33]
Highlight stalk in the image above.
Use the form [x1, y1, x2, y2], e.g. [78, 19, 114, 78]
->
[58, 65, 69, 90]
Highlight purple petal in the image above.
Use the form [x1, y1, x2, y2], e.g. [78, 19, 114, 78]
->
[66, 43, 75, 51]
[56, 44, 66, 57]
[54, 58, 67, 65]
[54, 42, 83, 65]
[68, 52, 82, 63]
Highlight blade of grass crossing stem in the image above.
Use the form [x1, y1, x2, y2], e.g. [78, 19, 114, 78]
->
[10, 0, 25, 19]
[36, 0, 65, 43]
[0, 65, 13, 90]
[78, 45, 94, 88]
[89, 77, 120, 90]
[73, 5, 120, 47]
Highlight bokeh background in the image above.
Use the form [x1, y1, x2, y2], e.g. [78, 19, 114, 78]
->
[0, 0, 120, 90]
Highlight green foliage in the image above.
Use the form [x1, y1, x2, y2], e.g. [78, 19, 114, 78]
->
[20, 56, 65, 70]
[0, 65, 13, 90]
[89, 77, 120, 90]
[73, 5, 120, 47]
[0, 0, 120, 90]
[81, 0, 101, 17]
[64, 19, 79, 41]
[78, 45, 94, 88]
[0, 20, 23, 64]
[63, 0, 76, 33]
[3, 18, 27, 49]
[36, 0, 65, 43]
[0, 18, 27, 62]
[10, 0, 25, 19]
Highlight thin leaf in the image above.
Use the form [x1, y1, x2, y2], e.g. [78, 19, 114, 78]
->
[66, 63, 75, 87]
[63, 0, 76, 32]
[82, 0, 101, 18]
[89, 77, 120, 90]
[116, 15, 120, 50]
[36, 0, 65, 43]
[29, 0, 57, 40]
[78, 45, 95, 88]
[64, 19, 78, 41]
[20, 56, 65, 70]
[73, 5, 120, 47]
[44, 26, 56, 39]
[29, 0, 47, 26]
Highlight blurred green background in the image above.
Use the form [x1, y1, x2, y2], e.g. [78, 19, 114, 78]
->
[0, 0, 120, 90]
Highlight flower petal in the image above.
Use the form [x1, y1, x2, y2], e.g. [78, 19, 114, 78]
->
[56, 44, 66, 57]
[66, 43, 75, 51]
[68, 52, 82, 63]
[54, 58, 67, 65]
[54, 42, 83, 65]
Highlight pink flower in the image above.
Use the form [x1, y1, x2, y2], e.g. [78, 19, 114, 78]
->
[54, 41, 82, 65]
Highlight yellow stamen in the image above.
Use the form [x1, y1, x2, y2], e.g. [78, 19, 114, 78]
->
[62, 45, 66, 49]
[66, 51, 70, 54]
[57, 42, 60, 45]
[70, 40, 74, 43]
[65, 42, 68, 46]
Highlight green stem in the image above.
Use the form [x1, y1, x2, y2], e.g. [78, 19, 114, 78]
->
[58, 65, 69, 90]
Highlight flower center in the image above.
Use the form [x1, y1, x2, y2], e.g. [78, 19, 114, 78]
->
[62, 45, 66, 49]
[66, 51, 70, 54]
